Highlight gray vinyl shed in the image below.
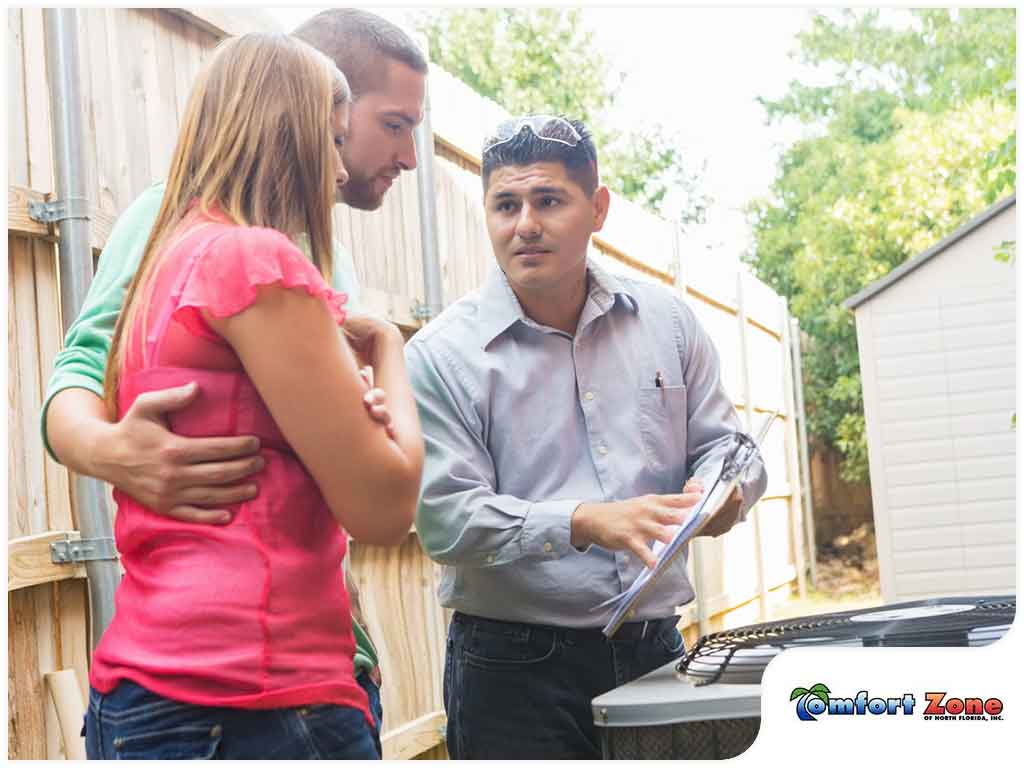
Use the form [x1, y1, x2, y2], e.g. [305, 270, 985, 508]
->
[844, 196, 1016, 603]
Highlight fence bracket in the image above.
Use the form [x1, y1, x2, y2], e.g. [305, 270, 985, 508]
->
[28, 196, 90, 225]
[410, 300, 436, 322]
[50, 536, 118, 565]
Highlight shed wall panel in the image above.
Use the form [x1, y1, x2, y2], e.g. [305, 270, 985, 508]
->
[854, 202, 1016, 602]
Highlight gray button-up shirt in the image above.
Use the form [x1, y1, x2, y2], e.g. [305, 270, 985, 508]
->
[406, 260, 767, 628]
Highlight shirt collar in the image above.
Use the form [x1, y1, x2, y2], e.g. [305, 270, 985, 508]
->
[477, 258, 640, 349]
[586, 259, 640, 316]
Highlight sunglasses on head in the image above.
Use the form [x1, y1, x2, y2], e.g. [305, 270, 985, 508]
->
[482, 115, 583, 156]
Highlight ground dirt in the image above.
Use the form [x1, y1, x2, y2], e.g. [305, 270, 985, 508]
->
[768, 522, 883, 621]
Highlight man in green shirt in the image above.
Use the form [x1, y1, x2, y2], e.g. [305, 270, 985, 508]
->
[41, 9, 427, 756]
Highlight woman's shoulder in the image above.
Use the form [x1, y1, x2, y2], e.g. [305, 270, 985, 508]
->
[201, 222, 303, 259]
[174, 220, 345, 325]
[191, 223, 316, 281]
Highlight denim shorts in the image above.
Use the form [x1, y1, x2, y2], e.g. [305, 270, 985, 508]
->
[84, 679, 378, 760]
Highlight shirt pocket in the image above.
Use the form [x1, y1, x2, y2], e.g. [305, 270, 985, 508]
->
[638, 384, 688, 485]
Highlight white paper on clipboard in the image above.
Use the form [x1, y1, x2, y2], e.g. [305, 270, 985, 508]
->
[596, 411, 777, 637]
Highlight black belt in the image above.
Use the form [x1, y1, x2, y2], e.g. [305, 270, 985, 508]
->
[453, 612, 677, 645]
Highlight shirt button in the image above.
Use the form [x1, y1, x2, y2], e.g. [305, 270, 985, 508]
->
[210, 725, 223, 738]
[623, 554, 630, 564]
[543, 542, 553, 553]
[584, 391, 595, 401]
[598, 445, 609, 456]
[486, 554, 495, 564]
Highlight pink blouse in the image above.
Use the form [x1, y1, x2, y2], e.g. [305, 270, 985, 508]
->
[90, 213, 369, 722]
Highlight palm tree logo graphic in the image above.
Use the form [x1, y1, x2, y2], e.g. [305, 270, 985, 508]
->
[790, 683, 831, 721]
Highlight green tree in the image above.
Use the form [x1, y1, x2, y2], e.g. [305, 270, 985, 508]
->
[414, 8, 709, 228]
[746, 8, 1015, 483]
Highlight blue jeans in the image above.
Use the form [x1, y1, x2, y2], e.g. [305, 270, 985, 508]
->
[356, 669, 384, 757]
[444, 612, 685, 759]
[84, 679, 378, 759]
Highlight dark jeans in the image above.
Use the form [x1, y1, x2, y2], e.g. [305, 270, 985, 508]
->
[444, 611, 686, 759]
[357, 669, 384, 757]
[84, 679, 379, 759]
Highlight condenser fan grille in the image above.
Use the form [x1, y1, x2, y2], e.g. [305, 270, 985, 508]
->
[679, 596, 1015, 686]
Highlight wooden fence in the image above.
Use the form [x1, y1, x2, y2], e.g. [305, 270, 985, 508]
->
[7, 7, 805, 760]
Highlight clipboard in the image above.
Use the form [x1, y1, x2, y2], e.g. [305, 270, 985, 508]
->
[597, 411, 777, 638]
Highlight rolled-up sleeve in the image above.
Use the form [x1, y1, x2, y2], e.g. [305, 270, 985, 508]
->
[674, 296, 768, 528]
[407, 340, 579, 567]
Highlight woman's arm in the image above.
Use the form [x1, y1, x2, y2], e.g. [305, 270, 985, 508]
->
[207, 285, 424, 545]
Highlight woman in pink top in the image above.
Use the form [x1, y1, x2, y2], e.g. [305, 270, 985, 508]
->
[84, 33, 423, 759]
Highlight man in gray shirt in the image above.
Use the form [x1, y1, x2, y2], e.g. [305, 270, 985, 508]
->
[406, 116, 768, 759]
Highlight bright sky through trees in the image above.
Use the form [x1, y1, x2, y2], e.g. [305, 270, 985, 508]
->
[267, 5, 828, 265]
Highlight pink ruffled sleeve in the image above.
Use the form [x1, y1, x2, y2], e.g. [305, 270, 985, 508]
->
[172, 226, 347, 340]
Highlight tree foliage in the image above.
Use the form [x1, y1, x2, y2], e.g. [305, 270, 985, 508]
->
[414, 8, 709, 228]
[746, 9, 1016, 483]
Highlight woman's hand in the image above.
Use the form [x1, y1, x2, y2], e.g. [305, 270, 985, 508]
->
[344, 313, 403, 370]
[359, 367, 396, 440]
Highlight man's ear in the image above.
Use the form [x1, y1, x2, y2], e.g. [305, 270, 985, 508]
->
[592, 185, 611, 232]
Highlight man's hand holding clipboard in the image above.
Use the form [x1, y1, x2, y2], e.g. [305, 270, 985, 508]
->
[596, 411, 778, 638]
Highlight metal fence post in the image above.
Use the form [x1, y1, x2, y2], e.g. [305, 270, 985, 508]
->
[780, 303, 807, 598]
[789, 317, 818, 588]
[735, 272, 768, 620]
[413, 37, 444, 322]
[43, 7, 120, 650]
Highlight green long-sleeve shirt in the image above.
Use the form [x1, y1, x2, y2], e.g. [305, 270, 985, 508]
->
[41, 181, 378, 675]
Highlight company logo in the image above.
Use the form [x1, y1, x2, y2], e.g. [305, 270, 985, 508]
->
[922, 692, 1003, 721]
[790, 683, 915, 721]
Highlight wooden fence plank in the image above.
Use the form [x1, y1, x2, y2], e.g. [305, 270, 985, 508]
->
[166, 7, 281, 39]
[21, 7, 53, 194]
[350, 533, 448, 751]
[164, 10, 193, 119]
[359, 287, 422, 331]
[10, 237, 48, 537]
[57, 579, 91, 708]
[382, 711, 446, 760]
[382, 179, 404, 303]
[82, 8, 117, 213]
[119, 9, 155, 196]
[8, 532, 86, 592]
[9, 588, 47, 759]
[139, 8, 179, 184]
[414, 742, 450, 760]
[73, 7, 100, 211]
[190, 15, 218, 65]
[8, 8, 30, 186]
[44, 669, 87, 759]
[399, 166, 424, 304]
[33, 238, 74, 531]
[102, 7, 134, 211]
[33, 585, 62, 758]
[8, 242, 30, 541]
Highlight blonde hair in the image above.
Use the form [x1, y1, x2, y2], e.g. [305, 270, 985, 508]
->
[103, 33, 350, 415]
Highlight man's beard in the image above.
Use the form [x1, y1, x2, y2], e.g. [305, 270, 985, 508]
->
[340, 170, 385, 211]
